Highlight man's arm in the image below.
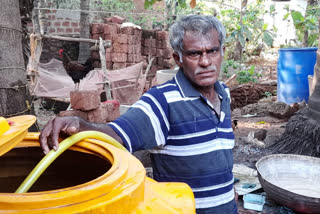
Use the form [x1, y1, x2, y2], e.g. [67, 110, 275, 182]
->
[39, 116, 123, 154]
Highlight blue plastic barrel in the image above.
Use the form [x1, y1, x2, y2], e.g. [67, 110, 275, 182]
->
[277, 47, 317, 104]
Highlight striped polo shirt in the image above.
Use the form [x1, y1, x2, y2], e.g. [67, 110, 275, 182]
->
[109, 70, 237, 213]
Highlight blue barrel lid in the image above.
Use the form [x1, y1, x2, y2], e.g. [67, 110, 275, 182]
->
[279, 47, 318, 52]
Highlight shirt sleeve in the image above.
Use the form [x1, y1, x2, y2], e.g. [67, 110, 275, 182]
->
[108, 87, 170, 153]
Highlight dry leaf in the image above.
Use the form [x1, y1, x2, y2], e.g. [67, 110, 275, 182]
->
[190, 0, 196, 8]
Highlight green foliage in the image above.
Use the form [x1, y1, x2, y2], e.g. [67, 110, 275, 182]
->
[221, 59, 241, 78]
[236, 65, 260, 84]
[283, 4, 319, 47]
[219, 1, 276, 58]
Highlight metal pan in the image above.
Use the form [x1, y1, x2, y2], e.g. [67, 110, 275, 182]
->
[256, 154, 320, 213]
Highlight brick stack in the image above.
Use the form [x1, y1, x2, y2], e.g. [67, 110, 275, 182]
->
[141, 30, 176, 81]
[58, 90, 120, 123]
[90, 16, 143, 70]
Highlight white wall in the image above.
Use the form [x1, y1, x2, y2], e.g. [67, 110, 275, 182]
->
[264, 0, 307, 47]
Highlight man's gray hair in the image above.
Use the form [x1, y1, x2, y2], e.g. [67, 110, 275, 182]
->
[169, 15, 226, 59]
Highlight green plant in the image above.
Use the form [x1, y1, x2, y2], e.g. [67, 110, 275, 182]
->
[236, 65, 260, 84]
[219, 1, 276, 59]
[283, 4, 319, 47]
[221, 59, 241, 78]
[264, 91, 272, 97]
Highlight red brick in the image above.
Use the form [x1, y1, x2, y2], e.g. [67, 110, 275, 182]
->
[70, 90, 101, 111]
[121, 26, 135, 35]
[58, 110, 88, 120]
[104, 34, 112, 41]
[92, 34, 100, 40]
[54, 22, 61, 27]
[151, 48, 157, 56]
[111, 15, 126, 24]
[163, 49, 173, 59]
[103, 24, 117, 35]
[162, 40, 171, 49]
[134, 28, 142, 37]
[104, 17, 112, 23]
[71, 22, 79, 27]
[62, 21, 70, 27]
[106, 62, 113, 69]
[127, 45, 134, 54]
[105, 52, 112, 62]
[114, 34, 127, 44]
[66, 28, 73, 33]
[57, 28, 64, 33]
[156, 31, 169, 40]
[156, 49, 163, 57]
[74, 28, 80, 33]
[134, 45, 141, 54]
[111, 53, 127, 63]
[151, 39, 156, 48]
[157, 57, 164, 67]
[48, 28, 55, 33]
[106, 47, 112, 53]
[91, 23, 102, 34]
[113, 62, 127, 69]
[113, 43, 128, 53]
[156, 40, 162, 49]
[143, 39, 150, 47]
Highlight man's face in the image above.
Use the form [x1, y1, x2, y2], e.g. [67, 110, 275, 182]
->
[174, 29, 223, 87]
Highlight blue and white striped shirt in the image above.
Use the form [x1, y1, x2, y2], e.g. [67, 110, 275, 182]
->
[109, 70, 237, 213]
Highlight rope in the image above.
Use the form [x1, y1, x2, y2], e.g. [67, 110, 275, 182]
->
[0, 67, 25, 71]
[2, 99, 35, 117]
[0, 25, 23, 33]
[0, 84, 27, 91]
[34, 7, 165, 16]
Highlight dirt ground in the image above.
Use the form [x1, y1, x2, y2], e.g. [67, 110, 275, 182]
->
[32, 56, 296, 213]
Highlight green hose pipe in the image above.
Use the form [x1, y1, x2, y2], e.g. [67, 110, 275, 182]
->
[15, 131, 127, 193]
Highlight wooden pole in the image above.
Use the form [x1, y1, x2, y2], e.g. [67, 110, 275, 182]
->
[32, 33, 111, 48]
[99, 37, 112, 100]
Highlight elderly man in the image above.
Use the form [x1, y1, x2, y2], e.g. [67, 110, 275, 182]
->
[40, 15, 237, 213]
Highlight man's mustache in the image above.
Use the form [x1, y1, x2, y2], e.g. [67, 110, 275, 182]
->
[194, 65, 217, 75]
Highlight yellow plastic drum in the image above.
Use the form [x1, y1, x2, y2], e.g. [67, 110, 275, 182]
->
[0, 132, 195, 213]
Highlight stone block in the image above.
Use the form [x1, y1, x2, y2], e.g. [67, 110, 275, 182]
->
[70, 90, 101, 111]
[58, 109, 88, 120]
[111, 53, 127, 63]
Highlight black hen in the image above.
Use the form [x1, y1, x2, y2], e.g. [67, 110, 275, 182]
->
[59, 49, 94, 90]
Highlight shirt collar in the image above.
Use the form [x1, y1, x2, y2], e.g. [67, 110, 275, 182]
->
[174, 68, 226, 99]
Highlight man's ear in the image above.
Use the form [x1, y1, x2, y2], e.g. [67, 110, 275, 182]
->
[173, 52, 183, 68]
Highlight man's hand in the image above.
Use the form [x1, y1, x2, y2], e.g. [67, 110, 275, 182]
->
[39, 116, 81, 154]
